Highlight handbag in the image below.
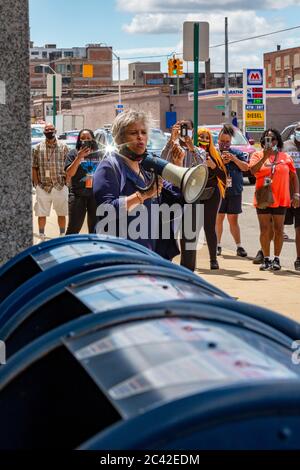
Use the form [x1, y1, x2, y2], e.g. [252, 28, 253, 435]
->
[198, 186, 215, 201]
[255, 154, 277, 209]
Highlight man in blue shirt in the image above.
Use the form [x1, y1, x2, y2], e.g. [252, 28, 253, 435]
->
[216, 125, 249, 257]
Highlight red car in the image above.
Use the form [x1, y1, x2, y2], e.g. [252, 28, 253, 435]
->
[202, 125, 257, 184]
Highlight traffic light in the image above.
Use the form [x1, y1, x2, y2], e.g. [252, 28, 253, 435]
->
[172, 58, 179, 75]
[168, 57, 183, 77]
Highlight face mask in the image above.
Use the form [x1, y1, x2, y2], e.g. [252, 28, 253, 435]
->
[120, 145, 147, 163]
[219, 142, 231, 152]
[198, 141, 209, 147]
[44, 132, 55, 140]
[294, 131, 300, 142]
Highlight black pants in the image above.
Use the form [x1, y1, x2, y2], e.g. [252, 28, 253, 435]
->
[66, 191, 97, 234]
[180, 187, 220, 271]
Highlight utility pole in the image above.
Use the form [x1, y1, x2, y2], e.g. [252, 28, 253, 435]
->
[193, 23, 200, 145]
[224, 17, 230, 123]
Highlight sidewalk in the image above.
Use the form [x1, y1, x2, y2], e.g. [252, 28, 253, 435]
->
[174, 245, 300, 323]
[33, 198, 300, 323]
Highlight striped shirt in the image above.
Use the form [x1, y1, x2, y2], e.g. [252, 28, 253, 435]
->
[32, 140, 69, 193]
[161, 140, 206, 167]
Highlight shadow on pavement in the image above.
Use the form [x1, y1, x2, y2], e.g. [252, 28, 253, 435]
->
[196, 268, 266, 282]
[273, 270, 300, 278]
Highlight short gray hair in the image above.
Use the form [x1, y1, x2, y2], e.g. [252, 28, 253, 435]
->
[111, 110, 149, 145]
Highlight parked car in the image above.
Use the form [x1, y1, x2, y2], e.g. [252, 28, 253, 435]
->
[147, 128, 168, 156]
[281, 123, 299, 143]
[64, 139, 77, 152]
[58, 130, 80, 141]
[31, 124, 45, 147]
[201, 125, 257, 184]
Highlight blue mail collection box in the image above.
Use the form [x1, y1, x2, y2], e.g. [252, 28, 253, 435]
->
[1, 263, 227, 358]
[1, 235, 299, 450]
[0, 234, 160, 303]
[0, 298, 300, 450]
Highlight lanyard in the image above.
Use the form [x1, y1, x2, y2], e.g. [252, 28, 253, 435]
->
[46, 145, 56, 162]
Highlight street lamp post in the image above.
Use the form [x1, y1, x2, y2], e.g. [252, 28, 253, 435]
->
[101, 44, 122, 109]
[40, 64, 60, 126]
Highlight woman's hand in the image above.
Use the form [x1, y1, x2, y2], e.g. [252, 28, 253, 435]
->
[292, 194, 300, 209]
[206, 155, 216, 169]
[76, 146, 91, 162]
[263, 147, 274, 161]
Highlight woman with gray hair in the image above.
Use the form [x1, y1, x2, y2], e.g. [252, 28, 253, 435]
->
[93, 110, 183, 259]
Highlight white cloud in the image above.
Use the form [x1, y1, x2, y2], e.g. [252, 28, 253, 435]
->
[117, 0, 300, 13]
[123, 10, 277, 35]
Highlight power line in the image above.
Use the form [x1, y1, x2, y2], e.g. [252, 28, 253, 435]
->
[211, 24, 300, 48]
[118, 24, 300, 60]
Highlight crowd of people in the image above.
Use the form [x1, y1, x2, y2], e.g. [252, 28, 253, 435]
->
[32, 112, 300, 272]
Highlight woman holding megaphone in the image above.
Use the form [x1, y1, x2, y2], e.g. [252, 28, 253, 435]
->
[93, 110, 184, 260]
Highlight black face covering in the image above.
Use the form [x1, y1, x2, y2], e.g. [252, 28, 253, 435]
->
[120, 144, 147, 163]
[44, 132, 55, 140]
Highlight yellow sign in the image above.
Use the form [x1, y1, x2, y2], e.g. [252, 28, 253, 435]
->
[245, 111, 265, 122]
[83, 64, 94, 78]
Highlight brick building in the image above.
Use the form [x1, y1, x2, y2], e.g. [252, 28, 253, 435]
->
[30, 43, 113, 91]
[264, 45, 300, 88]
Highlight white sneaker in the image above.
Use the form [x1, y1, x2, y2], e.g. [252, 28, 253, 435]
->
[38, 233, 46, 243]
[59, 233, 65, 237]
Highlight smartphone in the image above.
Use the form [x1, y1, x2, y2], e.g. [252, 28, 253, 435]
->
[82, 141, 92, 149]
[265, 136, 272, 149]
[180, 123, 188, 138]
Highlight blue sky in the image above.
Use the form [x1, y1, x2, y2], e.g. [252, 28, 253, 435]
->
[29, 0, 300, 79]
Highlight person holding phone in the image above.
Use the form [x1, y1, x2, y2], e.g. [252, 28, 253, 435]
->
[250, 129, 299, 271]
[216, 125, 249, 257]
[65, 129, 99, 234]
[283, 123, 300, 271]
[161, 120, 207, 270]
[93, 110, 182, 259]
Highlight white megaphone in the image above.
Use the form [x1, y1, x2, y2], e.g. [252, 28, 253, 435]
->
[141, 154, 208, 203]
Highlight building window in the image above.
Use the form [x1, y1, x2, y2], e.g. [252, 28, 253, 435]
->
[62, 77, 71, 85]
[284, 55, 290, 69]
[34, 66, 44, 74]
[133, 70, 136, 81]
[275, 76, 282, 87]
[31, 51, 39, 56]
[294, 53, 300, 68]
[66, 64, 76, 73]
[56, 64, 66, 74]
[64, 51, 74, 57]
[275, 56, 281, 71]
[267, 63, 272, 76]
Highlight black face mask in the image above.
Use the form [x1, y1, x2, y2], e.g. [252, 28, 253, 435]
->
[44, 132, 55, 140]
[120, 144, 147, 163]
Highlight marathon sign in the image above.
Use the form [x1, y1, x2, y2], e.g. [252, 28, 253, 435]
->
[247, 69, 263, 86]
[243, 68, 266, 133]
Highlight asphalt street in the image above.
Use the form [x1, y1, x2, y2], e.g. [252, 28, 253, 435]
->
[219, 179, 298, 271]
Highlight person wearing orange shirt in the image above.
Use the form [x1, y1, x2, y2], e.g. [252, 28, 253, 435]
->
[250, 129, 300, 271]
